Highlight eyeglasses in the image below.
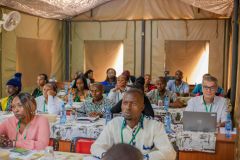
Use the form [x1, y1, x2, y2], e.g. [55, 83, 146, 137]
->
[202, 85, 216, 91]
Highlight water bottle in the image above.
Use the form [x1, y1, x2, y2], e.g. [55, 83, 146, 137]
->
[44, 146, 54, 160]
[164, 112, 172, 133]
[64, 83, 69, 95]
[105, 107, 112, 125]
[225, 112, 232, 138]
[60, 102, 67, 124]
[164, 95, 169, 111]
[68, 92, 73, 107]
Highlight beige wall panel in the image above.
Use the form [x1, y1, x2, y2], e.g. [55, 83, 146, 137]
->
[71, 21, 136, 78]
[135, 21, 142, 77]
[151, 20, 225, 85]
[1, 11, 63, 96]
[123, 39, 134, 73]
[144, 21, 151, 75]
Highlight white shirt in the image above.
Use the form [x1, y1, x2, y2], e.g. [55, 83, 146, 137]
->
[91, 116, 176, 160]
[35, 95, 63, 115]
[107, 87, 127, 104]
[185, 95, 228, 123]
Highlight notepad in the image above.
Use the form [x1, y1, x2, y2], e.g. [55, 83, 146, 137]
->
[10, 148, 30, 155]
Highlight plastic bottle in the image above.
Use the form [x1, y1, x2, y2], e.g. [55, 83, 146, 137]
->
[60, 102, 67, 124]
[225, 112, 232, 138]
[44, 146, 54, 160]
[164, 112, 172, 133]
[164, 95, 169, 111]
[68, 92, 73, 107]
[105, 107, 112, 125]
[64, 83, 69, 95]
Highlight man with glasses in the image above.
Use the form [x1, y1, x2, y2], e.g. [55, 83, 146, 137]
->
[192, 73, 224, 96]
[185, 75, 228, 127]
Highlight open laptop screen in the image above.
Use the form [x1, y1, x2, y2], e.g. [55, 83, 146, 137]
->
[183, 111, 217, 132]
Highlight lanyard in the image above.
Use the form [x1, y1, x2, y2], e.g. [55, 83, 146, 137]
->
[203, 98, 212, 112]
[175, 82, 182, 93]
[121, 116, 143, 145]
[36, 89, 42, 97]
[43, 101, 47, 112]
[15, 120, 30, 141]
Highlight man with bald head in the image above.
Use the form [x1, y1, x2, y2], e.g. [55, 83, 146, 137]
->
[91, 88, 176, 160]
[79, 83, 114, 117]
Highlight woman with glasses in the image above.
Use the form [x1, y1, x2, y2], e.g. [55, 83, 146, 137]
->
[0, 93, 50, 150]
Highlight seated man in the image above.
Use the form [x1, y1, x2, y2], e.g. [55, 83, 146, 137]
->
[79, 83, 114, 117]
[192, 73, 224, 96]
[186, 75, 228, 126]
[91, 89, 176, 160]
[35, 82, 63, 114]
[0, 72, 22, 111]
[167, 70, 189, 97]
[111, 77, 154, 117]
[144, 74, 156, 93]
[108, 75, 128, 104]
[32, 73, 48, 98]
[147, 77, 183, 108]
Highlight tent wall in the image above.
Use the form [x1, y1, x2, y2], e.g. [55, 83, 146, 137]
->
[72, 20, 226, 85]
[1, 10, 64, 96]
[73, 0, 227, 21]
[71, 21, 141, 79]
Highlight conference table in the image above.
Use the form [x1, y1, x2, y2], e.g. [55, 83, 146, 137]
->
[0, 109, 237, 159]
[0, 148, 88, 160]
[179, 133, 237, 160]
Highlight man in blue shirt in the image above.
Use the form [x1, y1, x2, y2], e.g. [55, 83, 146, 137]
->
[167, 70, 189, 97]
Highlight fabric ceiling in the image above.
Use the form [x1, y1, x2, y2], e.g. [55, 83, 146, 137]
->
[0, 0, 233, 20]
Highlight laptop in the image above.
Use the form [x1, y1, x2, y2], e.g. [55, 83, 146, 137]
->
[183, 111, 217, 132]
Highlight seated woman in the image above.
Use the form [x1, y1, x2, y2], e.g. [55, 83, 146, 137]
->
[108, 75, 128, 104]
[84, 69, 95, 86]
[32, 73, 48, 98]
[66, 75, 89, 102]
[78, 83, 114, 117]
[101, 68, 117, 95]
[0, 93, 50, 150]
[0, 73, 22, 111]
[35, 82, 63, 114]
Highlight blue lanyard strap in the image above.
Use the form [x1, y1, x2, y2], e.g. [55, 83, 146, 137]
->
[121, 115, 144, 145]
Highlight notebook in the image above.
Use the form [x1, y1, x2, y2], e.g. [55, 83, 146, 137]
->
[183, 111, 217, 132]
